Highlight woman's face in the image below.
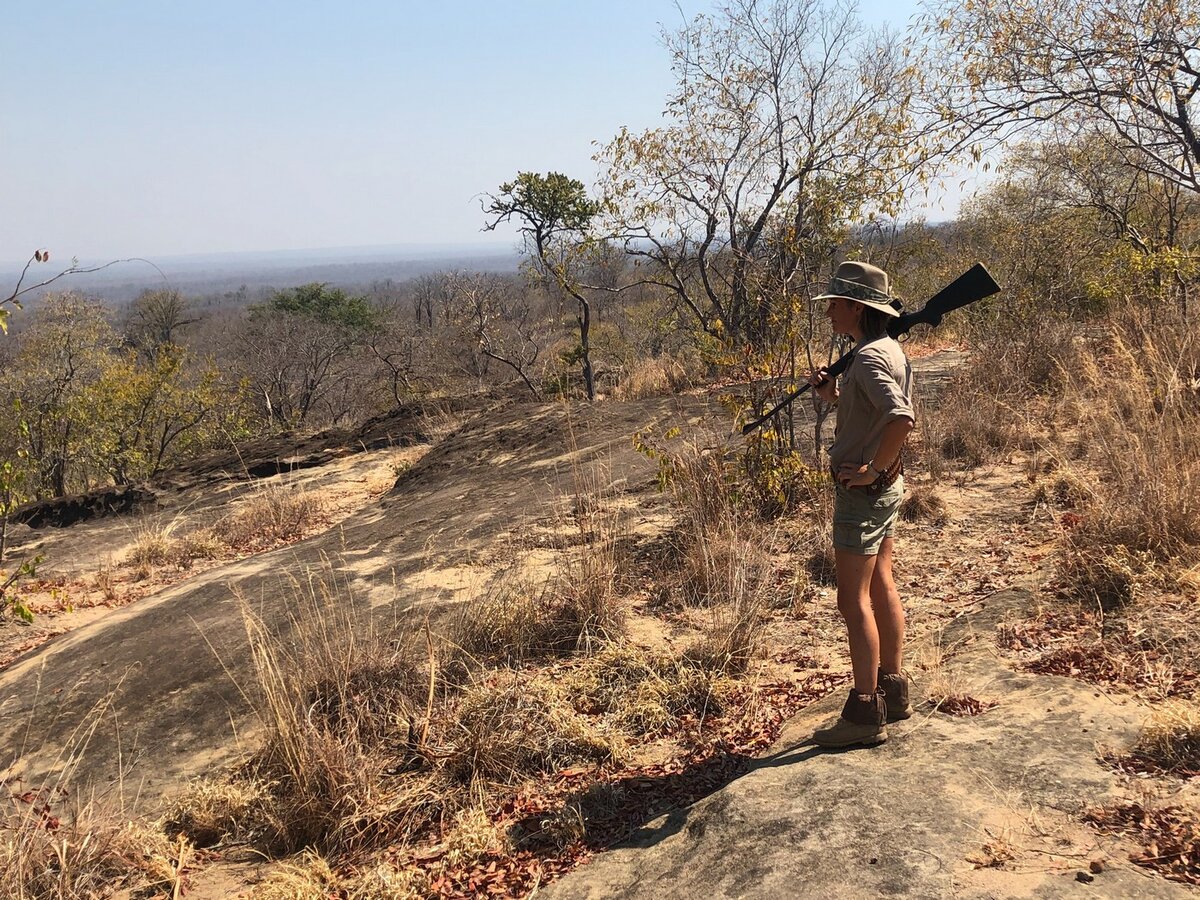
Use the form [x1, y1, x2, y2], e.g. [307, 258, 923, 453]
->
[825, 297, 863, 337]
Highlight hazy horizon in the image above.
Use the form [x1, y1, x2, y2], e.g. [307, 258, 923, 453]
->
[0, 240, 519, 271]
[1, 241, 524, 305]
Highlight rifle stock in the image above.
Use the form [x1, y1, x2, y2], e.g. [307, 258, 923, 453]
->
[890, 263, 1001, 337]
[741, 263, 1000, 436]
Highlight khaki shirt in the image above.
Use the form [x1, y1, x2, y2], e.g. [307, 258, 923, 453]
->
[828, 335, 915, 470]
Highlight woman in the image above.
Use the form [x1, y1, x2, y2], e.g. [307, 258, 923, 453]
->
[808, 261, 915, 748]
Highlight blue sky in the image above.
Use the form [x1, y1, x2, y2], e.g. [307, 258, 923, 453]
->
[2, 0, 936, 262]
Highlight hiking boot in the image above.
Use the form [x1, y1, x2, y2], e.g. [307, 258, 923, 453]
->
[813, 689, 887, 748]
[878, 669, 914, 722]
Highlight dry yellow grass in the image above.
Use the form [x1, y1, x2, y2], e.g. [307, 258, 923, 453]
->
[93, 565, 119, 603]
[163, 776, 273, 848]
[1030, 469, 1093, 510]
[248, 849, 340, 900]
[125, 524, 226, 576]
[1127, 701, 1200, 776]
[661, 443, 783, 610]
[170, 529, 226, 568]
[900, 484, 949, 524]
[125, 523, 175, 569]
[452, 575, 623, 665]
[345, 860, 428, 899]
[920, 321, 1079, 473]
[222, 579, 425, 855]
[686, 595, 769, 675]
[439, 805, 510, 869]
[444, 677, 624, 785]
[219, 482, 325, 552]
[566, 643, 733, 735]
[0, 677, 188, 899]
[611, 355, 690, 401]
[123, 497, 298, 578]
[1, 786, 184, 900]
[1050, 318, 1200, 607]
[250, 852, 429, 900]
[162, 439, 793, 893]
[173, 565, 626, 864]
[453, 463, 627, 664]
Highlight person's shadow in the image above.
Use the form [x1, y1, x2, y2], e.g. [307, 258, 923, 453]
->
[509, 736, 844, 854]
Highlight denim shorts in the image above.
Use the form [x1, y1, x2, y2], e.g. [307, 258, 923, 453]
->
[832, 475, 904, 556]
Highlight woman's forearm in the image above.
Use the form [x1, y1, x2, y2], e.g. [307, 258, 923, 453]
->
[871, 417, 914, 472]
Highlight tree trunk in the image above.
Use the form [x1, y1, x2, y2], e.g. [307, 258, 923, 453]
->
[50, 456, 67, 498]
[578, 298, 595, 401]
[813, 402, 831, 463]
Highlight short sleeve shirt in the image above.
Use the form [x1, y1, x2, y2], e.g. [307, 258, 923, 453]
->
[828, 335, 915, 470]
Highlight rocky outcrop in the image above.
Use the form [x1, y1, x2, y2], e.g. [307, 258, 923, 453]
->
[0, 392, 720, 803]
[545, 591, 1187, 899]
[11, 483, 157, 528]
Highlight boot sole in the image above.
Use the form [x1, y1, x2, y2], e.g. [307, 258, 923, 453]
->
[886, 704, 914, 723]
[813, 726, 889, 749]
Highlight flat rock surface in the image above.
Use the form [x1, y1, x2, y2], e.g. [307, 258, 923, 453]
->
[545, 590, 1193, 899]
[0, 393, 726, 803]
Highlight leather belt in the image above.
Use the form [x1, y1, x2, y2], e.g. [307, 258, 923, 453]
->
[836, 455, 903, 496]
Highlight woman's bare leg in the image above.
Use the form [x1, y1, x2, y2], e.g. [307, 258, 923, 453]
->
[870, 537, 905, 674]
[835, 549, 880, 694]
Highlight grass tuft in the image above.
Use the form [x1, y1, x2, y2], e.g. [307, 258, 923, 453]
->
[1125, 702, 1200, 777]
[444, 677, 623, 785]
[611, 355, 691, 401]
[452, 575, 622, 666]
[164, 776, 273, 848]
[248, 849, 341, 900]
[900, 485, 949, 524]
[231, 580, 425, 855]
[219, 482, 325, 552]
[685, 596, 768, 675]
[0, 792, 184, 900]
[1050, 319, 1200, 603]
[566, 643, 732, 735]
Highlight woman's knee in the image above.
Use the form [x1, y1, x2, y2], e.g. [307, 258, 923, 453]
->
[870, 569, 897, 601]
[869, 540, 897, 596]
[836, 589, 872, 620]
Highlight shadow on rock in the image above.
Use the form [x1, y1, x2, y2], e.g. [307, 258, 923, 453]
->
[512, 738, 838, 856]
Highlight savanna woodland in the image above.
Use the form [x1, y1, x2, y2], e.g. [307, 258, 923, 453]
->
[3, 0, 1200, 897]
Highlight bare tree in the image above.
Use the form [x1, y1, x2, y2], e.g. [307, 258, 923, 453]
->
[124, 288, 199, 350]
[2, 249, 147, 335]
[598, 0, 924, 348]
[411, 272, 451, 328]
[447, 271, 543, 397]
[365, 301, 430, 406]
[232, 284, 377, 427]
[925, 0, 1200, 196]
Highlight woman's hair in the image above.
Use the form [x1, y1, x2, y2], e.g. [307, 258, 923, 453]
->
[859, 304, 891, 340]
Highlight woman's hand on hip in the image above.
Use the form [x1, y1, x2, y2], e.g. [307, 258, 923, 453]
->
[837, 462, 875, 487]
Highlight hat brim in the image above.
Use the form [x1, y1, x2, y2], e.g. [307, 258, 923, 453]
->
[812, 293, 900, 317]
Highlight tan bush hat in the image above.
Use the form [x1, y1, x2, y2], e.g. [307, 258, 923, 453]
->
[814, 261, 899, 317]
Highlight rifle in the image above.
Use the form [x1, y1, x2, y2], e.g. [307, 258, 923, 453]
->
[741, 263, 1001, 435]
